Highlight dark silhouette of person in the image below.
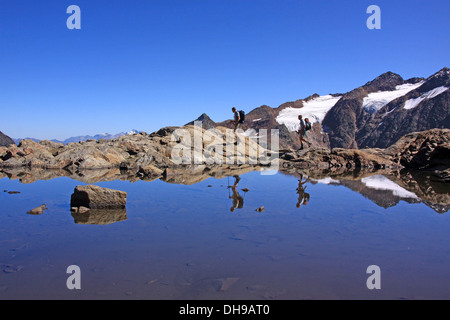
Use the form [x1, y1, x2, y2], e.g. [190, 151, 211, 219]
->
[228, 175, 244, 212]
[296, 174, 310, 208]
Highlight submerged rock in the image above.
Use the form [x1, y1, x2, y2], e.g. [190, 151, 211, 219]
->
[211, 277, 239, 292]
[27, 204, 47, 215]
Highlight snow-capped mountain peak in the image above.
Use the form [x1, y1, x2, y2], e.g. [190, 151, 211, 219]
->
[362, 81, 425, 114]
[126, 129, 141, 135]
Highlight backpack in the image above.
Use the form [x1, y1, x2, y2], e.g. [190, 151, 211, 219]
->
[238, 110, 245, 123]
[304, 118, 312, 131]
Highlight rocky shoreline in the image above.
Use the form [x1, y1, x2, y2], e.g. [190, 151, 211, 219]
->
[1, 126, 448, 180]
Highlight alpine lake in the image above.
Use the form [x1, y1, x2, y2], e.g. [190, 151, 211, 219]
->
[0, 166, 449, 300]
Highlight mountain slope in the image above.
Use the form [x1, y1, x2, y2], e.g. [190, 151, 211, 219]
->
[357, 68, 450, 148]
[321, 71, 426, 149]
[0, 131, 15, 147]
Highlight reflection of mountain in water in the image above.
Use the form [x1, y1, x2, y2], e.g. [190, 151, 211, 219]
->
[311, 175, 421, 209]
[389, 170, 450, 214]
[304, 170, 449, 214]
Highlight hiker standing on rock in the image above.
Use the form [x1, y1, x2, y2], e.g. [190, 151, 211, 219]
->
[232, 107, 245, 132]
[297, 115, 311, 150]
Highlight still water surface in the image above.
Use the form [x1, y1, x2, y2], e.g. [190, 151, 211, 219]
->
[0, 170, 449, 300]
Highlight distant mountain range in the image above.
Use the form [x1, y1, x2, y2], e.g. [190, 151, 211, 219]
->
[187, 67, 450, 150]
[12, 129, 141, 145]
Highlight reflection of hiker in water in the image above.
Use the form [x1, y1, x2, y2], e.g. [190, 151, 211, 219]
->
[228, 176, 244, 212]
[296, 174, 310, 208]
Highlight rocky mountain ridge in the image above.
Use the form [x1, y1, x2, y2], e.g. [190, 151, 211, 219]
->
[187, 67, 449, 151]
[0, 131, 15, 147]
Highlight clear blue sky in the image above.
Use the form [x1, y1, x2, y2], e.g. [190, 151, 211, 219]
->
[1, 0, 449, 140]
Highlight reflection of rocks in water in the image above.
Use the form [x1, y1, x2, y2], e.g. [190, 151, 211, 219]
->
[309, 173, 421, 209]
[71, 208, 127, 225]
[340, 176, 421, 209]
[2, 159, 447, 214]
[0, 164, 262, 186]
[162, 165, 260, 185]
[389, 170, 450, 214]
[281, 167, 449, 214]
[0, 167, 140, 184]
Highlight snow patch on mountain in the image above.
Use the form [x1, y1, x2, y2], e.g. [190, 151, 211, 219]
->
[276, 95, 342, 132]
[362, 81, 424, 114]
[403, 86, 449, 110]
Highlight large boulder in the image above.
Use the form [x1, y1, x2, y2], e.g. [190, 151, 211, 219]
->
[70, 185, 127, 209]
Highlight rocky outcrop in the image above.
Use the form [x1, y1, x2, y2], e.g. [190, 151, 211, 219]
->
[279, 147, 399, 172]
[0, 131, 15, 148]
[185, 113, 216, 130]
[0, 126, 271, 172]
[385, 128, 450, 171]
[1, 127, 448, 181]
